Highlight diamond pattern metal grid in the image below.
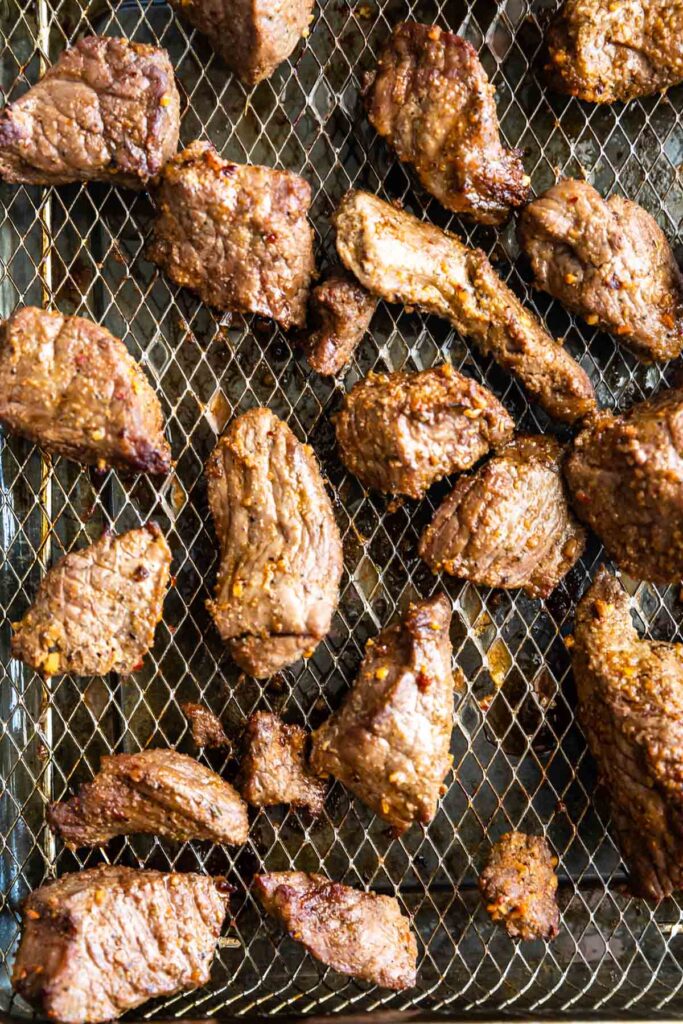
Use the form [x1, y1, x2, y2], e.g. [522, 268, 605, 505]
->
[1, 0, 683, 1017]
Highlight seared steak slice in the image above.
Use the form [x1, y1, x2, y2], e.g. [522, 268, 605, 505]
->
[182, 701, 230, 749]
[0, 36, 179, 187]
[301, 268, 377, 376]
[240, 712, 326, 813]
[572, 567, 683, 898]
[335, 190, 596, 424]
[519, 180, 683, 362]
[149, 142, 315, 329]
[419, 435, 586, 599]
[311, 595, 454, 832]
[12, 524, 171, 676]
[546, 0, 683, 104]
[254, 871, 417, 990]
[48, 749, 248, 848]
[12, 865, 229, 1024]
[0, 307, 171, 474]
[479, 832, 560, 941]
[206, 408, 342, 678]
[334, 363, 514, 498]
[365, 22, 529, 224]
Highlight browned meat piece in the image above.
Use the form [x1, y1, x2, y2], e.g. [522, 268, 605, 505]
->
[573, 567, 683, 898]
[546, 0, 683, 104]
[48, 749, 248, 848]
[565, 387, 683, 582]
[335, 190, 596, 424]
[519, 180, 683, 363]
[12, 524, 170, 677]
[206, 408, 342, 678]
[0, 36, 179, 187]
[419, 435, 586, 599]
[301, 268, 377, 376]
[240, 712, 326, 813]
[12, 865, 229, 1024]
[311, 595, 454, 832]
[148, 142, 315, 329]
[365, 22, 529, 225]
[0, 308, 171, 474]
[182, 701, 230, 749]
[169, 0, 314, 85]
[254, 872, 417, 990]
[479, 832, 560, 941]
[334, 363, 514, 498]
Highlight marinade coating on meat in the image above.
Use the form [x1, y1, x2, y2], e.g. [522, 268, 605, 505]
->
[148, 141, 315, 329]
[572, 567, 683, 898]
[206, 408, 343, 678]
[334, 363, 514, 498]
[546, 0, 683, 104]
[479, 832, 560, 940]
[564, 387, 683, 583]
[0, 36, 179, 187]
[301, 268, 378, 376]
[0, 307, 171, 474]
[253, 871, 418, 990]
[168, 0, 314, 85]
[12, 524, 171, 677]
[419, 435, 586, 599]
[518, 179, 683, 362]
[239, 711, 326, 813]
[311, 595, 455, 833]
[365, 21, 529, 224]
[335, 190, 596, 424]
[48, 749, 248, 848]
[182, 701, 230, 749]
[12, 865, 230, 1024]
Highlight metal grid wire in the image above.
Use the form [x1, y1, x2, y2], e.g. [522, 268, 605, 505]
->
[1, 0, 683, 1017]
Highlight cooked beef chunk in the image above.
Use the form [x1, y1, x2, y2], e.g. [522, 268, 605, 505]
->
[169, 0, 314, 85]
[0, 36, 179, 187]
[546, 0, 683, 103]
[206, 408, 342, 678]
[182, 701, 230, 749]
[365, 22, 529, 225]
[334, 363, 514, 498]
[335, 190, 596, 424]
[564, 387, 683, 582]
[301, 268, 377, 376]
[311, 595, 454, 833]
[12, 865, 229, 1024]
[48, 749, 248, 848]
[518, 180, 683, 362]
[573, 567, 683, 898]
[240, 712, 326, 813]
[0, 307, 171, 474]
[254, 872, 417, 990]
[12, 524, 170, 677]
[479, 832, 560, 941]
[419, 435, 586, 598]
[148, 141, 315, 329]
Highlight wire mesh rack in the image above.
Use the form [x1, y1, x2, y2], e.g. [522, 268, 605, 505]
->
[1, 0, 683, 1018]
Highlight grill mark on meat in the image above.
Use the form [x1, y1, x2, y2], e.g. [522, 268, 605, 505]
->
[239, 712, 326, 813]
[479, 832, 560, 940]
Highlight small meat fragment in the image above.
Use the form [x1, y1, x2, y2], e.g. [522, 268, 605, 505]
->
[518, 180, 683, 362]
[206, 408, 342, 678]
[334, 363, 514, 498]
[365, 22, 529, 224]
[149, 141, 315, 329]
[335, 190, 596, 424]
[301, 268, 377, 376]
[12, 524, 170, 677]
[479, 832, 560, 941]
[254, 871, 417, 990]
[311, 595, 454, 833]
[240, 711, 326, 813]
[0, 36, 179, 187]
[0, 307, 171, 474]
[12, 865, 229, 1024]
[48, 749, 248, 848]
[182, 701, 230, 749]
[419, 435, 586, 598]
